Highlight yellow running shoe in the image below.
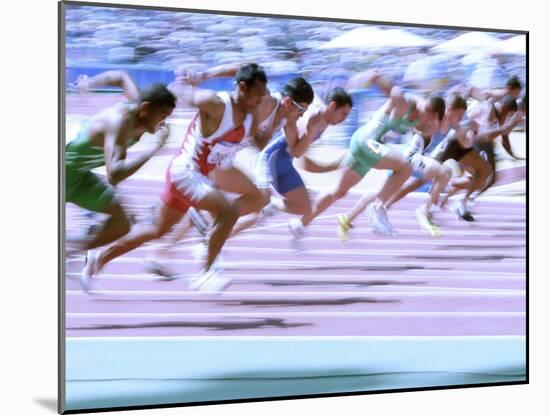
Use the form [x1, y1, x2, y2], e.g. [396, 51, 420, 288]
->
[415, 207, 442, 237]
[338, 214, 352, 241]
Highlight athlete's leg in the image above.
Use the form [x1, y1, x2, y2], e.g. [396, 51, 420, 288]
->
[459, 150, 492, 203]
[97, 202, 184, 269]
[419, 158, 452, 212]
[66, 171, 131, 251]
[212, 166, 269, 216]
[219, 159, 272, 237]
[473, 142, 497, 197]
[372, 149, 413, 205]
[385, 177, 426, 209]
[302, 167, 363, 227]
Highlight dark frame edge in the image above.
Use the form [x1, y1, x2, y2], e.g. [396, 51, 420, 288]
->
[525, 30, 529, 385]
[58, 1, 67, 414]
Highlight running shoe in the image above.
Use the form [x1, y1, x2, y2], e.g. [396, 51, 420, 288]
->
[338, 214, 353, 241]
[415, 206, 442, 237]
[189, 268, 231, 293]
[80, 250, 100, 293]
[288, 218, 305, 251]
[367, 204, 396, 237]
[454, 203, 475, 222]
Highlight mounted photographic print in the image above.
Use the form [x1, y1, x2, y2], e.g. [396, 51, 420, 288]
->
[59, 1, 527, 413]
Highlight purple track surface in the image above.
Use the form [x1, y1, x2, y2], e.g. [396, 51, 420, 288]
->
[65, 179, 526, 339]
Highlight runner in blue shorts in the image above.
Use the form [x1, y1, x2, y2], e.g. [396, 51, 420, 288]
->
[232, 87, 353, 241]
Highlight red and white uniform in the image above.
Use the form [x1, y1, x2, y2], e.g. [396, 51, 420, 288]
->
[161, 92, 254, 213]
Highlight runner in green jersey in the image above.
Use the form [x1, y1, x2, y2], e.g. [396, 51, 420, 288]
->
[66, 71, 175, 260]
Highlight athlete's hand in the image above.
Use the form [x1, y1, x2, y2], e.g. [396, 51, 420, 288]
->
[154, 123, 170, 149]
[503, 112, 524, 135]
[510, 111, 525, 126]
[468, 119, 480, 133]
[73, 74, 91, 93]
[174, 67, 204, 86]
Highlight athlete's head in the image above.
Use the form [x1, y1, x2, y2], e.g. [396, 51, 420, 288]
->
[235, 63, 268, 112]
[445, 94, 467, 125]
[281, 77, 314, 119]
[500, 95, 519, 119]
[421, 96, 446, 124]
[136, 83, 176, 133]
[505, 76, 522, 98]
[325, 87, 353, 125]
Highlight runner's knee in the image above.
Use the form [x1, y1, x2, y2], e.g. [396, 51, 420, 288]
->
[109, 207, 131, 236]
[440, 165, 452, 181]
[399, 160, 413, 176]
[478, 162, 492, 180]
[334, 187, 348, 200]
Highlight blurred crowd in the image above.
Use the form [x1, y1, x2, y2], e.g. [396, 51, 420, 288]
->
[66, 5, 525, 90]
[65, 5, 526, 145]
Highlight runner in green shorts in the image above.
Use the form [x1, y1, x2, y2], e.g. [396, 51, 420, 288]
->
[299, 69, 445, 236]
[66, 70, 174, 261]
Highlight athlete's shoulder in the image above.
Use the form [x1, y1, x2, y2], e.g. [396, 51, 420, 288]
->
[98, 104, 132, 133]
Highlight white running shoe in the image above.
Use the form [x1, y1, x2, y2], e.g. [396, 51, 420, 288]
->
[80, 250, 100, 293]
[200, 275, 232, 293]
[378, 205, 398, 236]
[366, 204, 396, 237]
[288, 218, 305, 251]
[288, 218, 304, 238]
[191, 242, 208, 261]
[189, 268, 231, 293]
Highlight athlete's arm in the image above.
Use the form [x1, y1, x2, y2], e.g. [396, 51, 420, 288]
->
[346, 69, 394, 96]
[248, 108, 270, 150]
[456, 127, 476, 149]
[476, 112, 523, 143]
[295, 154, 344, 173]
[285, 112, 322, 159]
[404, 133, 425, 159]
[501, 134, 524, 160]
[465, 85, 490, 101]
[75, 70, 141, 101]
[103, 116, 168, 186]
[463, 85, 507, 102]
[175, 63, 251, 86]
[169, 80, 224, 119]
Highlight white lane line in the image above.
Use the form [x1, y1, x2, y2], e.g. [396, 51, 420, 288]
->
[65, 272, 526, 281]
[67, 311, 525, 318]
[66, 289, 525, 297]
[64, 259, 526, 274]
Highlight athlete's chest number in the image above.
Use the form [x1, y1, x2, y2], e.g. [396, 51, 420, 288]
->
[366, 139, 383, 154]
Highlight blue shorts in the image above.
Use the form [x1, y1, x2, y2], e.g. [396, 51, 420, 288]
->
[256, 136, 305, 195]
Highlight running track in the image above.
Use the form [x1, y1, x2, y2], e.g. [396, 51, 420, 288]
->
[63, 180, 526, 411]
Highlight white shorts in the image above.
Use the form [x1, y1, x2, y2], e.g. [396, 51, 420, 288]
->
[161, 162, 216, 213]
[408, 153, 440, 179]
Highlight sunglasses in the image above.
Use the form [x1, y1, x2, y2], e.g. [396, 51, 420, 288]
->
[291, 99, 308, 115]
